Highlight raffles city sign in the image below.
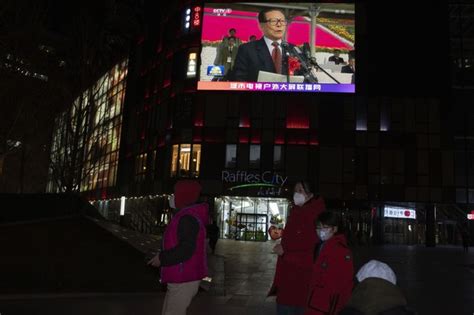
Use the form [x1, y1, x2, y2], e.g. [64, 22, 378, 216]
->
[221, 170, 288, 196]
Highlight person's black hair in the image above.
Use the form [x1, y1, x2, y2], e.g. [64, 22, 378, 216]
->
[295, 180, 313, 194]
[334, 49, 341, 53]
[315, 211, 340, 228]
[258, 8, 286, 23]
[229, 28, 236, 33]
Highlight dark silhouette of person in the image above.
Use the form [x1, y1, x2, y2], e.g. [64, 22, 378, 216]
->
[462, 229, 470, 253]
[341, 50, 355, 84]
[207, 220, 220, 254]
[341, 54, 355, 74]
[328, 49, 345, 65]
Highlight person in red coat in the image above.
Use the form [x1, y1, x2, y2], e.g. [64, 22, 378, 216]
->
[305, 211, 354, 315]
[271, 180, 326, 315]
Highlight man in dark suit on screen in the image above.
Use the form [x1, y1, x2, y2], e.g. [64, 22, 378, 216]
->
[232, 8, 291, 82]
[341, 51, 355, 84]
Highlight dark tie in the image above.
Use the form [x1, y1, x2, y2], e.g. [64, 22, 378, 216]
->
[271, 42, 282, 74]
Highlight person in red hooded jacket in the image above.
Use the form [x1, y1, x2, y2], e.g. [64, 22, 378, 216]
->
[305, 211, 354, 315]
[148, 180, 209, 315]
[270, 180, 326, 315]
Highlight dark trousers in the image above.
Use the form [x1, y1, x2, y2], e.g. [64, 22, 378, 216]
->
[209, 238, 218, 253]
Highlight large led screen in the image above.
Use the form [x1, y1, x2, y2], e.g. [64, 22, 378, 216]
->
[198, 3, 355, 93]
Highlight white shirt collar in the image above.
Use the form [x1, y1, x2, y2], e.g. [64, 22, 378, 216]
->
[263, 36, 282, 55]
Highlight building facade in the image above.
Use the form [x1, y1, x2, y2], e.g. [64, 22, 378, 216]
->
[49, 1, 474, 245]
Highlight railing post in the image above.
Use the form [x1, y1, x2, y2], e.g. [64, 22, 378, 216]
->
[425, 204, 436, 247]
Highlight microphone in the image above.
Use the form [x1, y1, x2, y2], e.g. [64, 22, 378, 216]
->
[281, 41, 319, 83]
[281, 42, 300, 61]
[281, 41, 291, 56]
[302, 42, 311, 59]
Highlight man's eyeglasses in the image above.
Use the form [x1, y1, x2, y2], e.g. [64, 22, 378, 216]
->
[264, 19, 288, 26]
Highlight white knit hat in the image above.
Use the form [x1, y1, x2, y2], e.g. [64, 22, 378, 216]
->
[356, 260, 397, 285]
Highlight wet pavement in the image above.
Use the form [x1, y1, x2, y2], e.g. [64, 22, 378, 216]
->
[1, 240, 473, 315]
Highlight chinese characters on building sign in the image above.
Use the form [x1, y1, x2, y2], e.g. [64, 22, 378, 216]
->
[384, 206, 416, 219]
[468, 211, 474, 220]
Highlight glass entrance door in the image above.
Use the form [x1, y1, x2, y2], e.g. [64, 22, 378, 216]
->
[214, 196, 289, 241]
[236, 213, 268, 241]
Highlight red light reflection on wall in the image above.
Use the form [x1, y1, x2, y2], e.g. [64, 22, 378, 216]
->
[250, 129, 261, 144]
[274, 129, 285, 144]
[239, 129, 249, 143]
[309, 130, 319, 145]
[194, 102, 204, 126]
[193, 127, 203, 142]
[286, 104, 310, 129]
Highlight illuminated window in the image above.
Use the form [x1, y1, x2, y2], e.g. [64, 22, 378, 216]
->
[187, 52, 197, 78]
[356, 100, 367, 131]
[273, 145, 284, 169]
[171, 145, 179, 177]
[249, 145, 261, 169]
[380, 102, 390, 132]
[170, 144, 201, 178]
[151, 150, 157, 180]
[135, 153, 148, 181]
[48, 59, 128, 193]
[225, 144, 237, 168]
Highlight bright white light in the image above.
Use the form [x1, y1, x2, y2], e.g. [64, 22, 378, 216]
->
[408, 224, 412, 232]
[185, 22, 190, 29]
[186, 16, 190, 21]
[120, 196, 126, 216]
[186, 8, 191, 15]
[270, 202, 280, 215]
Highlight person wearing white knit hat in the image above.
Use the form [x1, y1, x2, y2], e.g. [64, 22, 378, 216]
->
[356, 260, 397, 285]
[339, 260, 416, 315]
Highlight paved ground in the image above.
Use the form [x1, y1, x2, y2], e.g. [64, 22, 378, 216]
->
[1, 240, 474, 315]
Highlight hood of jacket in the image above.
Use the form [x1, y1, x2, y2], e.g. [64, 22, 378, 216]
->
[174, 180, 201, 209]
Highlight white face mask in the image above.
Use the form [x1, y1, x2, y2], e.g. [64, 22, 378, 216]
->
[169, 195, 176, 209]
[317, 228, 333, 241]
[293, 192, 306, 206]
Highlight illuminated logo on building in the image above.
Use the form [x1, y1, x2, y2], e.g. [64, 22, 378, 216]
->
[192, 6, 202, 27]
[222, 170, 288, 196]
[384, 206, 416, 220]
[468, 211, 474, 220]
[184, 6, 202, 29]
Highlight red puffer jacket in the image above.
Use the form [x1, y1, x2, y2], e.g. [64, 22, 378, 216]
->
[305, 234, 354, 315]
[271, 196, 325, 306]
